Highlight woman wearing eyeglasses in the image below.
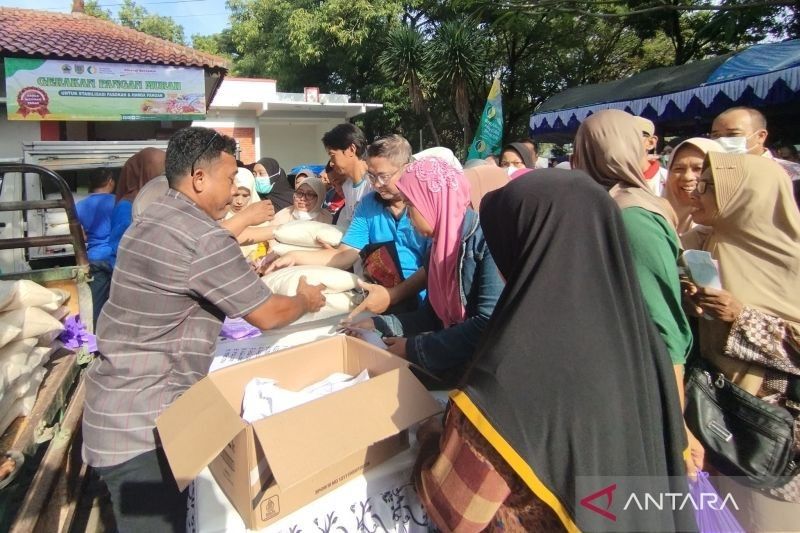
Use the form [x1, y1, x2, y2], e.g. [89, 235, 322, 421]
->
[683, 152, 800, 530]
[269, 177, 332, 226]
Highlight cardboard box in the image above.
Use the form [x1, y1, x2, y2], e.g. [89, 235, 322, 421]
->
[156, 335, 442, 529]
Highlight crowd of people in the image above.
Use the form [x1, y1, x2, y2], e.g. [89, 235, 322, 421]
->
[74, 105, 799, 532]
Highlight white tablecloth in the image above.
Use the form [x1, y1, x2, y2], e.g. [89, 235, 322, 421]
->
[189, 315, 444, 532]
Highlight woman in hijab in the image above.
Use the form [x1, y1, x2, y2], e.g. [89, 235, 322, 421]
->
[499, 142, 535, 178]
[108, 147, 166, 266]
[269, 177, 332, 226]
[684, 152, 800, 530]
[252, 157, 294, 211]
[351, 158, 504, 383]
[572, 109, 701, 476]
[414, 171, 693, 532]
[463, 165, 509, 211]
[224, 167, 272, 260]
[663, 137, 724, 236]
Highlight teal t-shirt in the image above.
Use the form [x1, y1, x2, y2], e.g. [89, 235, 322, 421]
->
[621, 207, 692, 365]
[341, 192, 429, 281]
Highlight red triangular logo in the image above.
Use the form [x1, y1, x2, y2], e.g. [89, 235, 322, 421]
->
[579, 483, 617, 522]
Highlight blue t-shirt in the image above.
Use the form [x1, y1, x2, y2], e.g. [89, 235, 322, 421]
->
[75, 193, 115, 263]
[341, 192, 429, 282]
[107, 199, 133, 267]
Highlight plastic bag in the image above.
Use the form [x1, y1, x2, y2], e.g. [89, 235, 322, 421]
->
[219, 317, 261, 341]
[689, 471, 744, 533]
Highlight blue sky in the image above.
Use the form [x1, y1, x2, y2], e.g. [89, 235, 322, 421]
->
[1, 0, 231, 39]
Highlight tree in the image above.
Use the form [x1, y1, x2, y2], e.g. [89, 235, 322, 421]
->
[84, 0, 112, 20]
[472, 0, 789, 64]
[378, 25, 441, 146]
[427, 20, 486, 148]
[118, 0, 185, 44]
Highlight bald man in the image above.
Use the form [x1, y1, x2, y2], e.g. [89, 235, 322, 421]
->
[711, 107, 800, 184]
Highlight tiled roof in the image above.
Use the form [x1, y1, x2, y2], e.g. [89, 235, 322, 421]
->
[0, 7, 228, 71]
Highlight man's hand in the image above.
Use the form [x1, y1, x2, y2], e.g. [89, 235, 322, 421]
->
[263, 252, 297, 274]
[346, 280, 391, 321]
[295, 276, 326, 313]
[340, 316, 376, 331]
[384, 336, 408, 358]
[691, 286, 744, 323]
[242, 199, 275, 226]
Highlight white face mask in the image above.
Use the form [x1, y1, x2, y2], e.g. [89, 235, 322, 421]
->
[506, 165, 518, 177]
[715, 136, 748, 154]
[292, 209, 316, 220]
[715, 131, 761, 155]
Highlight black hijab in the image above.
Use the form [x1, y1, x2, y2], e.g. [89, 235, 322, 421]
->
[453, 169, 693, 531]
[503, 142, 535, 168]
[255, 157, 294, 211]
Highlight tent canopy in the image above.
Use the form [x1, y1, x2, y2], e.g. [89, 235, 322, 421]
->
[530, 40, 800, 138]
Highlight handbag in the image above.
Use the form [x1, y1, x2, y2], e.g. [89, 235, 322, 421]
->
[359, 241, 405, 288]
[684, 361, 799, 488]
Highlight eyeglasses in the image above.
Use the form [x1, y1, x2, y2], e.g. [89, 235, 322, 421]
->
[293, 190, 318, 201]
[695, 180, 715, 195]
[190, 132, 219, 176]
[366, 166, 402, 186]
[499, 160, 523, 168]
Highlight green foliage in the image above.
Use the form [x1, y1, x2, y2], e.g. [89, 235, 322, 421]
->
[118, 0, 185, 44]
[197, 0, 792, 151]
[84, 0, 112, 20]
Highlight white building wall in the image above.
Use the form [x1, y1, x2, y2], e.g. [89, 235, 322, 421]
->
[0, 111, 41, 160]
[259, 118, 343, 169]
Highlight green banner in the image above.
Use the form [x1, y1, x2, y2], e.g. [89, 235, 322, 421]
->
[467, 77, 503, 161]
[5, 57, 206, 121]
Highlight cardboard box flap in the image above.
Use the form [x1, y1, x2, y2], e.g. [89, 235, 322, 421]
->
[251, 366, 441, 490]
[156, 378, 247, 491]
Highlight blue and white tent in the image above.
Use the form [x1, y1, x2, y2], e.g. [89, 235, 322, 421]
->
[530, 40, 800, 137]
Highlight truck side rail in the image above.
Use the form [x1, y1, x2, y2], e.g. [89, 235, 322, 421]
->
[0, 163, 89, 268]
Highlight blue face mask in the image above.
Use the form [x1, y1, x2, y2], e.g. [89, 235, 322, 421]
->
[254, 177, 274, 195]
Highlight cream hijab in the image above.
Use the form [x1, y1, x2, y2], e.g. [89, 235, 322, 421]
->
[664, 138, 724, 235]
[464, 166, 509, 211]
[572, 109, 678, 228]
[231, 167, 262, 258]
[700, 152, 800, 392]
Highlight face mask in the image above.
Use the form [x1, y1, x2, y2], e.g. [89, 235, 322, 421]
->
[715, 135, 750, 154]
[292, 209, 316, 220]
[254, 177, 274, 195]
[506, 166, 518, 177]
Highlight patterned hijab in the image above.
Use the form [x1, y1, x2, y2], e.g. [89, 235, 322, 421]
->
[664, 138, 724, 235]
[397, 157, 471, 327]
[116, 147, 166, 203]
[572, 109, 678, 228]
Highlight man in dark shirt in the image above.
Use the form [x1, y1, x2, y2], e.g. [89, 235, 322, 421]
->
[83, 127, 325, 532]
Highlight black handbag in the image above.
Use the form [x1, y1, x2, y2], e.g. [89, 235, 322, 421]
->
[685, 362, 799, 488]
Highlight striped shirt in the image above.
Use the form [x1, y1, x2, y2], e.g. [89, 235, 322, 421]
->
[82, 189, 271, 468]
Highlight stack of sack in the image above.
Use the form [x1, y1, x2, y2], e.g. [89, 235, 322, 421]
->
[270, 220, 343, 256]
[261, 266, 361, 324]
[0, 280, 69, 435]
